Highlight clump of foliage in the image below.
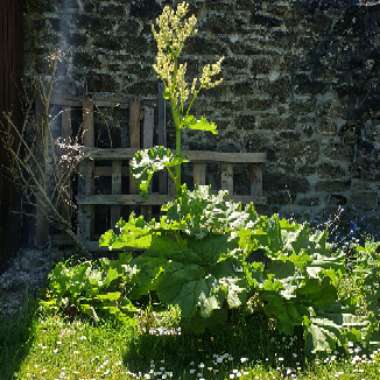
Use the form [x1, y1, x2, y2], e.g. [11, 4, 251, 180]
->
[131, 2, 223, 195]
[42, 256, 138, 323]
[340, 241, 380, 345]
[99, 185, 362, 355]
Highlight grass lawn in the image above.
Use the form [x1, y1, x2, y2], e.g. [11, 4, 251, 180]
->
[1, 301, 379, 380]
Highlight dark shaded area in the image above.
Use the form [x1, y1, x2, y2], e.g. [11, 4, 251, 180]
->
[0, 299, 37, 379]
[0, 0, 24, 269]
[124, 314, 304, 379]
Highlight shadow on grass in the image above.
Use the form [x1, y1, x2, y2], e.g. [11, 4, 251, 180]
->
[0, 296, 38, 380]
[123, 315, 305, 379]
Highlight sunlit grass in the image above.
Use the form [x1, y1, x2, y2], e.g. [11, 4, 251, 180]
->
[1, 305, 379, 380]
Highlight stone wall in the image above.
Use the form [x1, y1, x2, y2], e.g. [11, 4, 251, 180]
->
[24, 0, 380, 231]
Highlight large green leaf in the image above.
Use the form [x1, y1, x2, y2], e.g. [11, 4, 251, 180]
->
[130, 146, 188, 195]
[157, 262, 208, 318]
[181, 115, 218, 135]
[163, 185, 255, 239]
[261, 292, 305, 335]
[129, 255, 166, 299]
[99, 215, 152, 250]
[304, 316, 345, 354]
[296, 276, 338, 308]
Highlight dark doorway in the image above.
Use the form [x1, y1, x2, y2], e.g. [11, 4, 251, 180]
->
[0, 0, 24, 269]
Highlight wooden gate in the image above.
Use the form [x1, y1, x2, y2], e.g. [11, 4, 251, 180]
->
[51, 91, 266, 250]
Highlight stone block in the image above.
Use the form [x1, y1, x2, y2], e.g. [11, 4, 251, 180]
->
[264, 173, 310, 193]
[297, 196, 321, 207]
[318, 162, 348, 178]
[315, 180, 351, 193]
[351, 191, 379, 211]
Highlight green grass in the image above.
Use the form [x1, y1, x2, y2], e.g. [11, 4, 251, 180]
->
[1, 304, 379, 380]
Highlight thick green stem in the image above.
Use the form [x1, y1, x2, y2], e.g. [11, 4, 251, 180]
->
[175, 127, 182, 194]
[170, 97, 182, 195]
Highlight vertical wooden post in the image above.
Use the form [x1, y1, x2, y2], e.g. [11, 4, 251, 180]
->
[78, 97, 95, 241]
[143, 106, 154, 149]
[142, 106, 155, 218]
[61, 107, 72, 220]
[34, 96, 49, 247]
[111, 161, 122, 227]
[249, 164, 263, 198]
[129, 98, 141, 195]
[193, 163, 207, 186]
[157, 82, 168, 194]
[61, 107, 72, 139]
[221, 163, 234, 194]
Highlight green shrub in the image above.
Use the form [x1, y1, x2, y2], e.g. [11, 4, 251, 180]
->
[100, 186, 361, 355]
[42, 255, 138, 323]
[340, 241, 380, 346]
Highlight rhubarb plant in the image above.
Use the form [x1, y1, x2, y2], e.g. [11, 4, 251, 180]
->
[130, 2, 223, 195]
[100, 186, 361, 354]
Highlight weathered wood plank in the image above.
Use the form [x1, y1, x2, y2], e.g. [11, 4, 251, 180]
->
[249, 164, 263, 198]
[61, 107, 72, 139]
[129, 98, 141, 195]
[221, 163, 234, 194]
[78, 160, 95, 240]
[129, 98, 141, 148]
[34, 95, 48, 247]
[78, 96, 95, 240]
[168, 179, 177, 197]
[143, 106, 154, 148]
[79, 194, 172, 205]
[78, 194, 267, 205]
[61, 107, 72, 220]
[82, 97, 95, 147]
[84, 148, 267, 163]
[142, 106, 155, 216]
[110, 160, 122, 227]
[95, 166, 129, 177]
[51, 94, 157, 108]
[193, 163, 207, 186]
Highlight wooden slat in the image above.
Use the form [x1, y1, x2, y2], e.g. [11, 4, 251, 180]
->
[193, 163, 207, 186]
[129, 98, 141, 148]
[83, 97, 94, 146]
[95, 163, 245, 181]
[129, 98, 141, 195]
[249, 163, 263, 198]
[84, 148, 266, 163]
[61, 107, 72, 139]
[110, 160, 122, 227]
[168, 179, 177, 197]
[78, 96, 95, 240]
[51, 94, 157, 108]
[142, 106, 155, 217]
[95, 166, 129, 177]
[34, 95, 49, 247]
[158, 82, 168, 194]
[61, 107, 72, 220]
[78, 160, 94, 240]
[78, 194, 267, 205]
[221, 163, 234, 194]
[79, 194, 172, 205]
[143, 106, 154, 148]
